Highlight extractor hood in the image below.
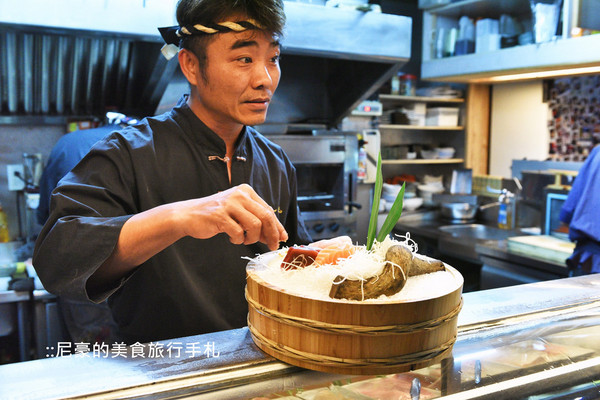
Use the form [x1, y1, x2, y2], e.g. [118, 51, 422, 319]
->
[0, 1, 411, 128]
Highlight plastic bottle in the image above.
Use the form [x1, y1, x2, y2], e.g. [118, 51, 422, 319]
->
[0, 262, 26, 277]
[357, 145, 367, 181]
[497, 189, 515, 230]
[456, 16, 475, 55]
[400, 74, 417, 96]
[0, 203, 9, 242]
[391, 72, 401, 95]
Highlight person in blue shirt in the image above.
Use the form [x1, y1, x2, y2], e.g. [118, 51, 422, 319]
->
[37, 124, 118, 225]
[560, 144, 600, 275]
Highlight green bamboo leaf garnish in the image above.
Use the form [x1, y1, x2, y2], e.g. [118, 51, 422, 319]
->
[366, 152, 406, 250]
[377, 182, 405, 243]
[366, 153, 383, 250]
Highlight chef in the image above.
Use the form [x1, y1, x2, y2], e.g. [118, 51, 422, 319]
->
[33, 0, 310, 344]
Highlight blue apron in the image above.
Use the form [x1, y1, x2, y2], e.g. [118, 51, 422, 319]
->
[567, 240, 600, 276]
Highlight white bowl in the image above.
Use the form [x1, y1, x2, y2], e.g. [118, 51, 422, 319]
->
[382, 193, 398, 203]
[420, 150, 437, 159]
[379, 199, 387, 213]
[418, 184, 445, 205]
[436, 147, 455, 159]
[403, 197, 424, 211]
[382, 183, 402, 195]
[417, 183, 444, 193]
[423, 175, 443, 185]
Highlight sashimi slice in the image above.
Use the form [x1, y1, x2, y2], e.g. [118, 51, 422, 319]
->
[310, 235, 353, 250]
[314, 242, 356, 266]
[280, 246, 320, 270]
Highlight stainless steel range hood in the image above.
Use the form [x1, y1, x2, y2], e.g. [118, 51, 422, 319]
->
[0, 2, 411, 127]
[261, 2, 412, 132]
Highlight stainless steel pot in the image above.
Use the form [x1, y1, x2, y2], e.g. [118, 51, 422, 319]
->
[441, 202, 478, 220]
[441, 201, 500, 220]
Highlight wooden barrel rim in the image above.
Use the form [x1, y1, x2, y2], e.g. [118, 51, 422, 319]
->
[247, 319, 457, 368]
[246, 286, 463, 336]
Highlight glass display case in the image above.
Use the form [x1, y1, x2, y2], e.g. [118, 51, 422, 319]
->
[218, 299, 600, 399]
[1, 275, 599, 399]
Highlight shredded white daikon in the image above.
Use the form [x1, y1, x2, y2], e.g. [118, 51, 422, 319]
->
[247, 235, 460, 303]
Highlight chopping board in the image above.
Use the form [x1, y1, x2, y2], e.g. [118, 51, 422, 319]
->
[507, 235, 574, 264]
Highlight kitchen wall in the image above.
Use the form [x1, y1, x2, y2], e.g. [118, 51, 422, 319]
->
[546, 75, 600, 161]
[0, 126, 64, 243]
[489, 80, 549, 178]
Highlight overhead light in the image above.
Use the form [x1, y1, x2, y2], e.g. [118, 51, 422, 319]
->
[474, 66, 600, 83]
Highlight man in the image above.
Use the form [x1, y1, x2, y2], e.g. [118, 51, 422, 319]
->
[33, 0, 310, 344]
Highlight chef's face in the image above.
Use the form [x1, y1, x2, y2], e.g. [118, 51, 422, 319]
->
[186, 29, 281, 134]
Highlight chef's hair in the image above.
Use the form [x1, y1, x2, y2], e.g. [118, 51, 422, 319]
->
[176, 0, 285, 78]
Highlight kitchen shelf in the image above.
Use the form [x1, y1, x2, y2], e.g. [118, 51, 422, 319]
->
[421, 0, 600, 82]
[421, 0, 529, 17]
[422, 34, 600, 82]
[379, 94, 465, 104]
[377, 93, 466, 178]
[379, 124, 464, 131]
[382, 158, 464, 165]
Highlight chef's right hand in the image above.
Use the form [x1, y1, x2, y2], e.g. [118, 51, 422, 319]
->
[178, 184, 288, 251]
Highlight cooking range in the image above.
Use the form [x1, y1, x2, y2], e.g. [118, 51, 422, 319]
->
[269, 132, 360, 240]
[269, 134, 359, 241]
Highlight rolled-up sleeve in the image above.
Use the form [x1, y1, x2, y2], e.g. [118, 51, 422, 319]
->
[33, 134, 139, 302]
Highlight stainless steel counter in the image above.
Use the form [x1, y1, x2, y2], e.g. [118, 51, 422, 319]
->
[393, 212, 570, 289]
[393, 211, 520, 262]
[1, 274, 600, 399]
[0, 289, 54, 304]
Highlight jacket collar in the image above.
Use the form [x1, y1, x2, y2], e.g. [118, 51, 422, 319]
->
[173, 95, 249, 160]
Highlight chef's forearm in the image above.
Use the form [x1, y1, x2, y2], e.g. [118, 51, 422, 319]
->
[86, 203, 185, 293]
[86, 185, 286, 294]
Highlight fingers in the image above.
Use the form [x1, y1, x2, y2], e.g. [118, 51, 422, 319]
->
[238, 184, 288, 242]
[229, 198, 285, 251]
[220, 185, 288, 250]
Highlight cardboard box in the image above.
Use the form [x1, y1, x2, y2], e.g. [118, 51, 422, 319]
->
[426, 107, 459, 126]
[403, 102, 426, 126]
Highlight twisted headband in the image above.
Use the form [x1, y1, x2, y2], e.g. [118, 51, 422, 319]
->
[158, 19, 265, 60]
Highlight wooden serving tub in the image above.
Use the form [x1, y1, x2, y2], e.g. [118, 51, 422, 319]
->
[246, 252, 464, 375]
